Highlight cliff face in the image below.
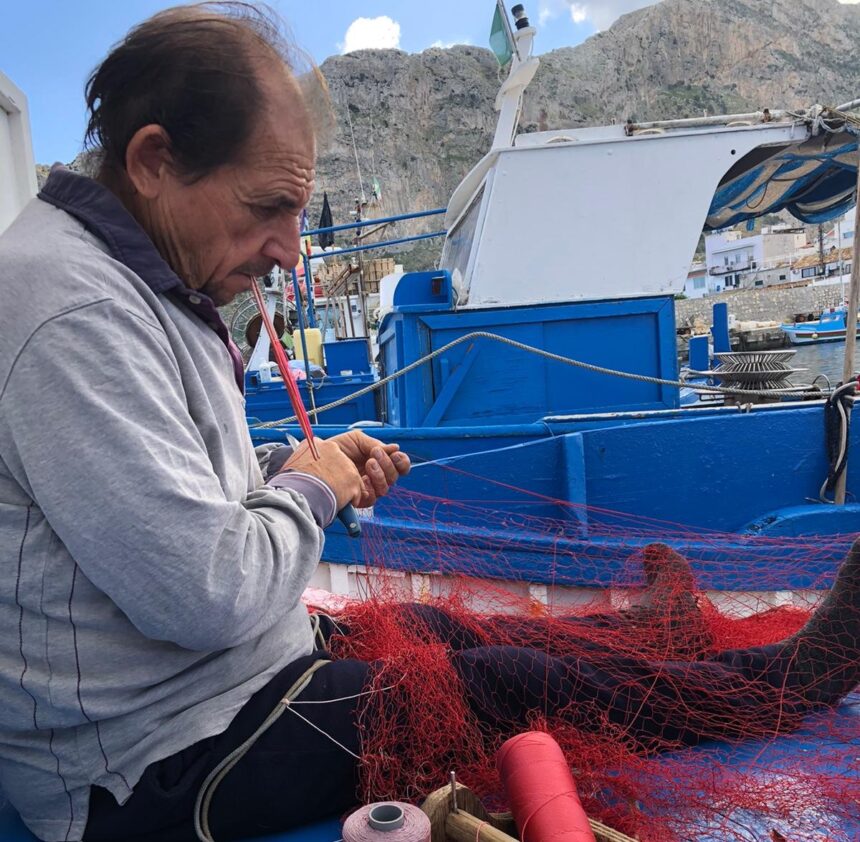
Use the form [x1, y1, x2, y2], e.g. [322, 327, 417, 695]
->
[311, 0, 860, 248]
[312, 45, 501, 245]
[530, 0, 860, 126]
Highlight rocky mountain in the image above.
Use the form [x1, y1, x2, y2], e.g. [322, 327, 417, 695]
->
[310, 0, 860, 265]
[38, 0, 860, 268]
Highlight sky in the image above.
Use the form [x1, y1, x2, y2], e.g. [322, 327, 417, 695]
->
[3, 0, 860, 164]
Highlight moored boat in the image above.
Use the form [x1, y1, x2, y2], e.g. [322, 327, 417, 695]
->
[781, 305, 860, 344]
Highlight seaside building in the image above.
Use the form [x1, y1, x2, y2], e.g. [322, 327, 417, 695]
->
[704, 226, 809, 293]
[683, 261, 708, 299]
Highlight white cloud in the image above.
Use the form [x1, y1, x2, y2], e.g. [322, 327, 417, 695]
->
[536, 0, 660, 32]
[538, 6, 555, 25]
[429, 38, 471, 49]
[537, 0, 572, 26]
[570, 3, 589, 23]
[340, 16, 401, 54]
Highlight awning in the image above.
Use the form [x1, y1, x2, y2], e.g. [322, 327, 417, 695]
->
[706, 122, 859, 230]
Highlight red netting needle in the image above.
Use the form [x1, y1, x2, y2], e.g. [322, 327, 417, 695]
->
[249, 277, 361, 537]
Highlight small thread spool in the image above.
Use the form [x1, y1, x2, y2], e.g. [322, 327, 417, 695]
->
[343, 801, 431, 842]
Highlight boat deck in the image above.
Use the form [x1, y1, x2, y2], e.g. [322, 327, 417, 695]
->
[673, 692, 860, 839]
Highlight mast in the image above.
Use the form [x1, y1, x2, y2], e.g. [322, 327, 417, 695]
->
[491, 4, 540, 150]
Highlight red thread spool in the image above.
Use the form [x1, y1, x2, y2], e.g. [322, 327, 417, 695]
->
[497, 731, 596, 842]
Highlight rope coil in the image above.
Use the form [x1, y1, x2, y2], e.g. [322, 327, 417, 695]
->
[821, 381, 857, 502]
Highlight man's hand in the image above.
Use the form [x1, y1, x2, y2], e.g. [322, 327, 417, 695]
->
[280, 438, 365, 510]
[331, 431, 411, 507]
[278, 432, 410, 510]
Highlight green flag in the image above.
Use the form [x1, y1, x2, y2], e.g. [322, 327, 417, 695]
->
[489, 1, 513, 68]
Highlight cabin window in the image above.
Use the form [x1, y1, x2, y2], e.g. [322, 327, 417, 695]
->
[440, 185, 484, 284]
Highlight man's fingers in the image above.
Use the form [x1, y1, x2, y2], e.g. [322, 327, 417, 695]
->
[371, 447, 400, 485]
[380, 443, 409, 474]
[391, 451, 411, 476]
[366, 457, 392, 497]
[357, 475, 376, 508]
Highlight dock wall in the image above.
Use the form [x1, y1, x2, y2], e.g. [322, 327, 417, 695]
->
[676, 283, 846, 326]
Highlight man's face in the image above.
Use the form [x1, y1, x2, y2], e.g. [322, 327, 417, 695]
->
[145, 70, 315, 306]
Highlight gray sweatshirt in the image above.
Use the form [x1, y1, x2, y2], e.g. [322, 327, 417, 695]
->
[0, 170, 336, 841]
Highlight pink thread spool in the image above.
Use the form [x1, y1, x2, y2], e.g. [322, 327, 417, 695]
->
[342, 801, 431, 842]
[497, 731, 596, 842]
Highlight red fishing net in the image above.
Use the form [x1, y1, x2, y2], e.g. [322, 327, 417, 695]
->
[321, 484, 860, 842]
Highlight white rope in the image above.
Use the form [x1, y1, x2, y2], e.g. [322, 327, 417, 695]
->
[193, 659, 330, 842]
[279, 704, 362, 760]
[289, 681, 403, 705]
[251, 330, 826, 429]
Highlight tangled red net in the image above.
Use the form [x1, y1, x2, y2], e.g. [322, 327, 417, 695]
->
[320, 484, 860, 842]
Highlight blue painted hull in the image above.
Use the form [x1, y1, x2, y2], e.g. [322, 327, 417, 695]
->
[781, 326, 860, 345]
[252, 402, 860, 589]
[781, 310, 860, 345]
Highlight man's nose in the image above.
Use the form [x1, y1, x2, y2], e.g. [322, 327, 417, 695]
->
[261, 218, 301, 270]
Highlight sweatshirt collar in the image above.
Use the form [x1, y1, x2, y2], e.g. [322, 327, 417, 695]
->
[38, 167, 246, 392]
[39, 167, 182, 294]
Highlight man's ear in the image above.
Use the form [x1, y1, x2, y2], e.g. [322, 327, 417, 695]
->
[125, 125, 174, 199]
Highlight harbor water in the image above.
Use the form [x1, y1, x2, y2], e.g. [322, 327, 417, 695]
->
[791, 338, 860, 385]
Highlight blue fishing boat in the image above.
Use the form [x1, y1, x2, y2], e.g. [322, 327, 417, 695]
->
[781, 305, 860, 344]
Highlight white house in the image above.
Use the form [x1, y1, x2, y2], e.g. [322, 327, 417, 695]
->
[705, 230, 761, 293]
[704, 225, 809, 290]
[683, 261, 708, 299]
[823, 209, 856, 251]
[0, 71, 37, 234]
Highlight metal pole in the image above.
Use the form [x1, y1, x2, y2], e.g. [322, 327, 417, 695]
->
[315, 230, 446, 260]
[290, 268, 318, 422]
[838, 217, 846, 302]
[302, 252, 317, 328]
[354, 202, 367, 340]
[834, 169, 860, 504]
[303, 207, 446, 239]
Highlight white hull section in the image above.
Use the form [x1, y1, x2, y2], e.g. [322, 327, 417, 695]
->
[308, 560, 824, 620]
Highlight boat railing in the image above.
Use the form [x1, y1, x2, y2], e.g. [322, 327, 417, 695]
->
[293, 207, 447, 330]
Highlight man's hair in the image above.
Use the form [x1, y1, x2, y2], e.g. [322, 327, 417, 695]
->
[84, 2, 329, 180]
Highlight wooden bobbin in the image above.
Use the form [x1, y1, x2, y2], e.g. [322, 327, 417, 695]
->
[420, 782, 637, 842]
[421, 783, 516, 842]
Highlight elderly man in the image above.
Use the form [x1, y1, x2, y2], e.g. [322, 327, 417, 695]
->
[0, 4, 410, 841]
